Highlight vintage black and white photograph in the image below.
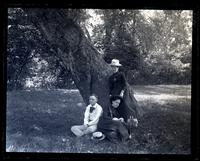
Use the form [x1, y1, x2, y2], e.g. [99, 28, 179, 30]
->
[6, 8, 192, 154]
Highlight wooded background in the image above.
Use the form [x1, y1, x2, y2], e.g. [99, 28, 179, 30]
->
[7, 9, 192, 90]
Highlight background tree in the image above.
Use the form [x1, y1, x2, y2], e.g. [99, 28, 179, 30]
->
[85, 9, 192, 84]
[7, 8, 77, 90]
[7, 9, 192, 92]
[20, 9, 114, 109]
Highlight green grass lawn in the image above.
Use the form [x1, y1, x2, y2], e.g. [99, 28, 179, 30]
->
[6, 85, 191, 154]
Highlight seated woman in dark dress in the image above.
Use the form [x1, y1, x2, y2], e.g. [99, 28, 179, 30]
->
[97, 95, 130, 143]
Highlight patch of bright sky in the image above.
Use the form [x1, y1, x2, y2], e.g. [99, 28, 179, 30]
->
[86, 9, 192, 26]
[85, 9, 104, 36]
[85, 9, 160, 35]
[86, 9, 192, 44]
[140, 10, 158, 19]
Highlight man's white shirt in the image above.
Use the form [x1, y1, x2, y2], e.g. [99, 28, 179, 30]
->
[84, 103, 103, 126]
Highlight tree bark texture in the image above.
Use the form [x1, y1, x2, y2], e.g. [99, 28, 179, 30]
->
[26, 9, 113, 109]
[25, 9, 143, 117]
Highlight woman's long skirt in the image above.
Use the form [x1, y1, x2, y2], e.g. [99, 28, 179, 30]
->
[97, 117, 129, 143]
[118, 83, 144, 121]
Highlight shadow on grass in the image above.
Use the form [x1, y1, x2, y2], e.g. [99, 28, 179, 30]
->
[6, 86, 191, 154]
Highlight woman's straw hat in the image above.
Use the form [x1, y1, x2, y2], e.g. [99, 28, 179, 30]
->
[110, 59, 122, 67]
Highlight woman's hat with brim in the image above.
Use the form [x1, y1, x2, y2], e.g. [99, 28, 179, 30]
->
[110, 59, 122, 67]
[91, 132, 105, 141]
[110, 95, 123, 103]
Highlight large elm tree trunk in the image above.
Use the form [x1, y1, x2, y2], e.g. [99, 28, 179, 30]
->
[26, 9, 113, 109]
[26, 9, 143, 118]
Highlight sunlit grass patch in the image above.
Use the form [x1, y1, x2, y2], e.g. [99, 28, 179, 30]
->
[6, 85, 191, 154]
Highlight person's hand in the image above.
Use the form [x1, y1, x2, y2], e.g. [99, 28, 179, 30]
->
[112, 117, 119, 121]
[119, 118, 124, 122]
[84, 124, 89, 128]
[133, 118, 138, 127]
[120, 90, 124, 97]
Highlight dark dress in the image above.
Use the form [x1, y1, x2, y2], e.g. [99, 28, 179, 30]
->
[109, 72, 126, 96]
[97, 105, 129, 143]
[109, 71, 144, 121]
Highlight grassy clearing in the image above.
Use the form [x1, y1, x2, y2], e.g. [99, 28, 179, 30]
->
[6, 85, 191, 154]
